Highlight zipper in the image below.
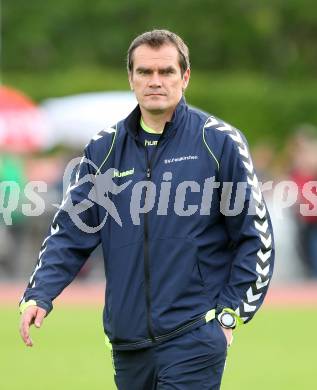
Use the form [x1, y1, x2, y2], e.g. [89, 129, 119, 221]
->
[139, 133, 164, 342]
[143, 197, 155, 341]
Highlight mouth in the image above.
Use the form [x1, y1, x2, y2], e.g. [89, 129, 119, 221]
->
[145, 93, 166, 97]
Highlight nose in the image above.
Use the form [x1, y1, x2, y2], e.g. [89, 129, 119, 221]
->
[148, 72, 162, 88]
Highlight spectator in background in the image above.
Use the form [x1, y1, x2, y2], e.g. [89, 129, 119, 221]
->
[0, 152, 27, 277]
[288, 125, 317, 278]
[252, 142, 306, 282]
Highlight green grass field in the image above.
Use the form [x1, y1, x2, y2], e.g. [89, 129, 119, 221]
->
[1, 306, 315, 389]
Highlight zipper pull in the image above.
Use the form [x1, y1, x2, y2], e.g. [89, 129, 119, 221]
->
[146, 167, 151, 179]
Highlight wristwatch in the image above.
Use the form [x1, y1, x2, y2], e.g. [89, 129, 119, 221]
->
[217, 310, 237, 329]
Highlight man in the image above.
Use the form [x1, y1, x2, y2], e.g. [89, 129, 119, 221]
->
[19, 30, 274, 389]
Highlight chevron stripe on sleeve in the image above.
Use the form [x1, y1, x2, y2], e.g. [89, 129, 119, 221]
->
[204, 116, 274, 323]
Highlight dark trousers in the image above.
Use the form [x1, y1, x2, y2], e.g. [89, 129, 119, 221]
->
[112, 319, 228, 390]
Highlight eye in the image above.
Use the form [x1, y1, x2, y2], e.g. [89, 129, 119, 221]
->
[137, 69, 151, 75]
[160, 68, 175, 75]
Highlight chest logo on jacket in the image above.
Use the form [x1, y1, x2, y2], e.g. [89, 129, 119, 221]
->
[164, 155, 198, 164]
[113, 168, 135, 178]
[144, 140, 158, 147]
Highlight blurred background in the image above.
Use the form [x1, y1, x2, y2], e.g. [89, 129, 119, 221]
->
[1, 1, 317, 389]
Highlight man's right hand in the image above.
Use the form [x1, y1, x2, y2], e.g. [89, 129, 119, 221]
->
[19, 306, 47, 347]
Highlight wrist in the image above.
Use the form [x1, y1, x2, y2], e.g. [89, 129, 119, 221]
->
[19, 299, 37, 314]
[217, 310, 237, 329]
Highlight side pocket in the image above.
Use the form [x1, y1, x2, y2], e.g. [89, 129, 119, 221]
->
[192, 320, 228, 355]
[196, 258, 213, 305]
[196, 258, 205, 288]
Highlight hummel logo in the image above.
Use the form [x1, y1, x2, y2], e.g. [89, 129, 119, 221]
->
[145, 140, 158, 146]
[113, 168, 135, 178]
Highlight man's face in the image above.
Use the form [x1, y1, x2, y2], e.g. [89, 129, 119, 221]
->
[128, 44, 190, 115]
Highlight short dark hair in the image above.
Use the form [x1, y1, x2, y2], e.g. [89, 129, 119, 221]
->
[127, 29, 190, 76]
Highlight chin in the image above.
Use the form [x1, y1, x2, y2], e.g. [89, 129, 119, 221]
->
[143, 103, 168, 114]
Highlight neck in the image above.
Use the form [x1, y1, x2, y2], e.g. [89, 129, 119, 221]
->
[140, 108, 175, 134]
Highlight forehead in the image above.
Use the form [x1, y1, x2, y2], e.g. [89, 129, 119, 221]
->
[132, 44, 180, 70]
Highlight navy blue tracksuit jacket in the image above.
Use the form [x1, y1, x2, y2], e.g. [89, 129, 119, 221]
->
[21, 97, 274, 351]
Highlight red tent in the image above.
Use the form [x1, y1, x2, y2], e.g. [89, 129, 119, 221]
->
[0, 86, 48, 153]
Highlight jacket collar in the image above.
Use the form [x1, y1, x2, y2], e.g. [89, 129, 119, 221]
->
[123, 96, 188, 140]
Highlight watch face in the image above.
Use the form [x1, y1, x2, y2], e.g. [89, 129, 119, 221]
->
[221, 313, 235, 328]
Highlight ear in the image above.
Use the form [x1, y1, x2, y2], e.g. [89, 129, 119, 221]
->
[128, 72, 134, 91]
[182, 68, 190, 91]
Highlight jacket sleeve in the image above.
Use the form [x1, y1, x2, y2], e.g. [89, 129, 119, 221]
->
[216, 128, 275, 324]
[19, 146, 101, 314]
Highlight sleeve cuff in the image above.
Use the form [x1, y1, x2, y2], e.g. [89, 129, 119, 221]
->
[19, 299, 53, 315]
[19, 299, 37, 314]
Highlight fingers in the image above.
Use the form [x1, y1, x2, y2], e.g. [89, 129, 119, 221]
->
[19, 306, 47, 347]
[228, 333, 234, 347]
[220, 326, 233, 347]
[20, 307, 37, 347]
[34, 307, 47, 328]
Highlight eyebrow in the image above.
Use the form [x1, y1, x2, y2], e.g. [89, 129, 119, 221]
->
[135, 66, 177, 74]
